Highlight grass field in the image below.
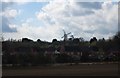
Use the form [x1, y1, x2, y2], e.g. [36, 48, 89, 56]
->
[2, 63, 119, 76]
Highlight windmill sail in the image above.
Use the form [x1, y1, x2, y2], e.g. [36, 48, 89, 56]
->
[61, 30, 71, 41]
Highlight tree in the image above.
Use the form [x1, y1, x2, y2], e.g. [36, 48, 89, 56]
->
[73, 38, 80, 45]
[93, 37, 97, 41]
[90, 37, 98, 52]
[79, 37, 84, 42]
[52, 39, 57, 43]
[112, 32, 120, 51]
[52, 39, 59, 49]
[37, 39, 41, 42]
[22, 38, 33, 42]
[90, 37, 97, 45]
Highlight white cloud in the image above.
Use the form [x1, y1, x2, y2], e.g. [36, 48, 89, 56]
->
[3, 1, 118, 41]
[2, 0, 33, 2]
[2, 8, 20, 18]
[36, 11, 49, 21]
[35, 1, 118, 41]
[3, 21, 63, 41]
[9, 24, 17, 29]
[1, 6, 20, 32]
[2, 0, 119, 2]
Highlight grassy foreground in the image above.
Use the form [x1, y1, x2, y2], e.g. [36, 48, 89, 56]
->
[2, 63, 119, 76]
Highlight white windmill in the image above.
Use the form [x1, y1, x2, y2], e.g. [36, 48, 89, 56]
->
[61, 30, 71, 41]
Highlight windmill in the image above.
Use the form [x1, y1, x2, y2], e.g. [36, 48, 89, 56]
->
[61, 30, 71, 41]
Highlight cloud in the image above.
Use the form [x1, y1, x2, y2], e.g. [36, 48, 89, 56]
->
[1, 2, 14, 11]
[3, 1, 118, 41]
[2, 16, 17, 32]
[3, 21, 63, 41]
[1, 3, 20, 32]
[36, 11, 56, 25]
[77, 2, 102, 9]
[35, 1, 118, 41]
[3, 8, 19, 18]
[2, 0, 52, 2]
[2, 0, 118, 2]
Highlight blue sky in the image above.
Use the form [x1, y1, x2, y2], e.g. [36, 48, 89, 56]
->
[4, 2, 48, 28]
[1, 0, 118, 42]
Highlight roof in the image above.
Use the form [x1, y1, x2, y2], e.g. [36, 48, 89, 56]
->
[65, 46, 91, 52]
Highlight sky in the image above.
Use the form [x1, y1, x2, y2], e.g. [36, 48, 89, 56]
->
[1, 0, 119, 42]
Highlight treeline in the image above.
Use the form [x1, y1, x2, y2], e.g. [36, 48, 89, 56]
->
[2, 32, 120, 66]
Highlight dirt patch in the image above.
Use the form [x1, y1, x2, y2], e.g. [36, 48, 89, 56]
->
[2, 63, 119, 76]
